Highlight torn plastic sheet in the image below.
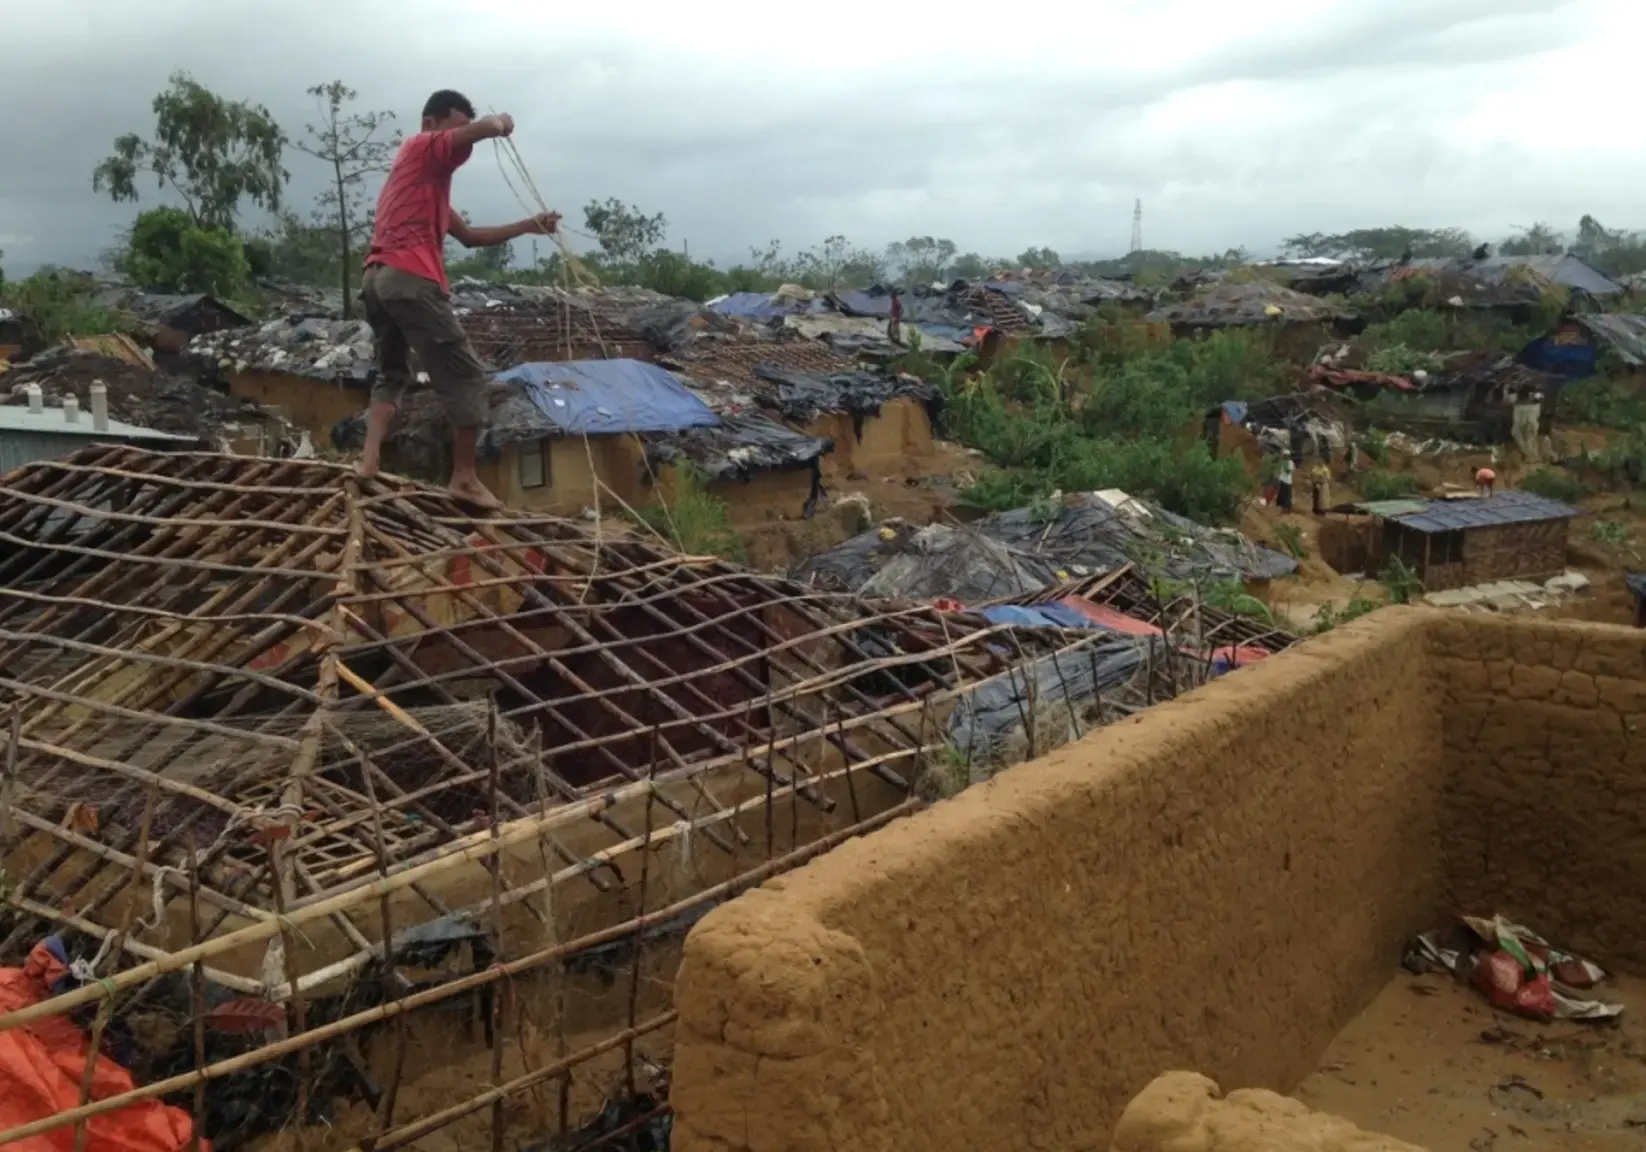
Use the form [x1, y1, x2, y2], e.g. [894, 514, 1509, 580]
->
[751, 364, 936, 428]
[947, 636, 1151, 766]
[1403, 914, 1622, 1021]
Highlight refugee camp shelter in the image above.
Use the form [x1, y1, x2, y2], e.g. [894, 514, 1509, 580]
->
[481, 358, 719, 513]
[0, 386, 198, 471]
[1147, 281, 1346, 360]
[193, 315, 376, 448]
[1366, 490, 1578, 591]
[1381, 253, 1624, 298]
[95, 289, 254, 353]
[664, 338, 935, 478]
[0, 445, 1116, 1151]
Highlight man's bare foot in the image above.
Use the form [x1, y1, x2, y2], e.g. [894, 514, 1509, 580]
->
[357, 457, 380, 479]
[448, 476, 502, 510]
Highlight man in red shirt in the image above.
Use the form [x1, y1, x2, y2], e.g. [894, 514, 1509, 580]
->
[358, 89, 560, 508]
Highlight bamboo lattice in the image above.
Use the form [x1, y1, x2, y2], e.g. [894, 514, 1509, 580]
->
[0, 444, 1120, 1151]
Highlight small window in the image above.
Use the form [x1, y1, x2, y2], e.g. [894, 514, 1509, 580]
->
[518, 439, 547, 489]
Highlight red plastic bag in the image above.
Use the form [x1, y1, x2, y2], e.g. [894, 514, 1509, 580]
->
[0, 940, 206, 1152]
[1472, 948, 1558, 1020]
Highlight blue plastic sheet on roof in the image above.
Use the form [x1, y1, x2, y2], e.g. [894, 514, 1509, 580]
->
[979, 603, 1100, 631]
[1220, 400, 1249, 426]
[496, 359, 720, 436]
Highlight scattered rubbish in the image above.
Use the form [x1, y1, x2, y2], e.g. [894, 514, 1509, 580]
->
[1404, 914, 1623, 1021]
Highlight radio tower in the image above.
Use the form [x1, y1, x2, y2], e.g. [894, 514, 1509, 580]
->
[1129, 199, 1143, 253]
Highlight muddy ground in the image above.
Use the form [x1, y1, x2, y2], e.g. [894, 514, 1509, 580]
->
[1297, 970, 1646, 1152]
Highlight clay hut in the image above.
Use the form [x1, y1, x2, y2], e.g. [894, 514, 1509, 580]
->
[663, 336, 936, 481]
[1362, 490, 1578, 591]
[1148, 281, 1348, 361]
[0, 445, 1120, 1151]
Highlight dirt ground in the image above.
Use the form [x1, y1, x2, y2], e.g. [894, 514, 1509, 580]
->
[1296, 971, 1646, 1152]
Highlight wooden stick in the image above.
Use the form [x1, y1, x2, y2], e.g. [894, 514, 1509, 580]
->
[187, 834, 206, 1152]
[486, 703, 507, 1152]
[0, 801, 919, 1146]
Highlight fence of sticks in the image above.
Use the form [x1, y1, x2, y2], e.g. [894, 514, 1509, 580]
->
[0, 445, 1125, 1152]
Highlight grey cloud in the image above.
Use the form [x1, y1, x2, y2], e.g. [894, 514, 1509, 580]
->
[0, 0, 1627, 275]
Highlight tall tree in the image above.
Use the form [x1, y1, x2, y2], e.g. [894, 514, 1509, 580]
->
[92, 71, 288, 231]
[583, 198, 667, 264]
[1281, 227, 1472, 261]
[1499, 222, 1564, 257]
[293, 81, 400, 318]
[1015, 246, 1061, 271]
[887, 236, 957, 284]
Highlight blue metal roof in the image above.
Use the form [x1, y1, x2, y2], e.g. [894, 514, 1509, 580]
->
[1386, 489, 1579, 533]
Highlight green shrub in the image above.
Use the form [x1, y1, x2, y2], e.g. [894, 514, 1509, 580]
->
[1362, 428, 1390, 466]
[1519, 466, 1587, 503]
[634, 465, 743, 560]
[0, 270, 117, 345]
[1559, 377, 1646, 431]
[1363, 308, 1447, 354]
[1358, 469, 1419, 502]
[1272, 521, 1306, 560]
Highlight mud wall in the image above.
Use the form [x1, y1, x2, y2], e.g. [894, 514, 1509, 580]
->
[1111, 1073, 1426, 1152]
[671, 610, 1448, 1152]
[1430, 614, 1646, 970]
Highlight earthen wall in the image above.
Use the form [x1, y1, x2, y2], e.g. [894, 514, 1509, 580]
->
[670, 609, 1646, 1152]
[671, 610, 1448, 1152]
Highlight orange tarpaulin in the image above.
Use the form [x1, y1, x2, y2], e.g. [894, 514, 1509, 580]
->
[0, 938, 205, 1152]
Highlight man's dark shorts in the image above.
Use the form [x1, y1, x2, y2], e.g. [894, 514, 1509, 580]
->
[361, 264, 489, 428]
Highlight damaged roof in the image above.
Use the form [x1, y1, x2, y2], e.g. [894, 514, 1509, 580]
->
[1577, 313, 1646, 367]
[1374, 254, 1622, 297]
[1147, 280, 1345, 328]
[0, 446, 1100, 983]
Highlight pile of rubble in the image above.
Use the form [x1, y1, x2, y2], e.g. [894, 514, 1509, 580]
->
[3, 348, 289, 444]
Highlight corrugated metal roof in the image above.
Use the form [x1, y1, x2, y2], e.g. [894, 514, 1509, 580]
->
[1386, 489, 1579, 533]
[0, 405, 194, 441]
[1577, 313, 1646, 367]
[1354, 499, 1429, 518]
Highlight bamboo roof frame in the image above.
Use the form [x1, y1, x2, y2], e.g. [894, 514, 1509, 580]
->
[0, 445, 1137, 1150]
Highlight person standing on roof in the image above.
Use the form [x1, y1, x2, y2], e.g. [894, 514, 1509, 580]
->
[887, 288, 904, 345]
[356, 90, 561, 508]
[1475, 466, 1496, 497]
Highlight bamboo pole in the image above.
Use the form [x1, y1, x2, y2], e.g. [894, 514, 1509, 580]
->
[0, 801, 918, 1146]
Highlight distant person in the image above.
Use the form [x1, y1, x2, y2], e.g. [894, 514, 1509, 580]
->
[887, 290, 904, 344]
[1275, 454, 1295, 512]
[1309, 460, 1331, 515]
[355, 89, 561, 508]
[1475, 466, 1496, 497]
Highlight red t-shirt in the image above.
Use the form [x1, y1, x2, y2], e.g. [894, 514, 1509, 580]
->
[365, 130, 474, 293]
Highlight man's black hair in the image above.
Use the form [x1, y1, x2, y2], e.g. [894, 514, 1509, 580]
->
[422, 90, 476, 122]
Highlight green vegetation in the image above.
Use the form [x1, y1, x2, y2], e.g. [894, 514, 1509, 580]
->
[119, 207, 250, 296]
[1312, 592, 1384, 634]
[1590, 520, 1629, 547]
[1365, 343, 1444, 375]
[1362, 428, 1390, 466]
[1519, 467, 1588, 503]
[633, 466, 744, 561]
[0, 270, 118, 345]
[1559, 376, 1646, 431]
[1272, 521, 1306, 561]
[1357, 469, 1419, 502]
[1380, 556, 1423, 604]
[931, 330, 1279, 524]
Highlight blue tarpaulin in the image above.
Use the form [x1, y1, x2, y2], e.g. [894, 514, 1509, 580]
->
[979, 603, 1101, 631]
[496, 359, 721, 436]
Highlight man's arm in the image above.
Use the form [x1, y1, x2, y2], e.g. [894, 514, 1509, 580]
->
[449, 113, 515, 149]
[449, 212, 561, 249]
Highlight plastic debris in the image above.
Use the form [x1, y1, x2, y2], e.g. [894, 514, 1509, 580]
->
[1403, 914, 1623, 1022]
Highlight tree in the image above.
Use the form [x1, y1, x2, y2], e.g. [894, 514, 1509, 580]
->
[886, 236, 957, 284]
[1281, 227, 1472, 261]
[293, 81, 400, 318]
[93, 71, 287, 231]
[1015, 246, 1060, 270]
[1499, 222, 1564, 257]
[583, 198, 667, 264]
[790, 235, 887, 290]
[949, 252, 993, 280]
[119, 206, 250, 296]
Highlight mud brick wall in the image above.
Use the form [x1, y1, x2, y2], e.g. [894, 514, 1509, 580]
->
[670, 610, 1448, 1152]
[1429, 614, 1646, 970]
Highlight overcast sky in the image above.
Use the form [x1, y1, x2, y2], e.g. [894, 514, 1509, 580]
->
[2, 0, 1642, 275]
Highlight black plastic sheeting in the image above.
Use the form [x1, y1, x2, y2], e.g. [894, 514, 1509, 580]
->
[795, 495, 1297, 600]
[647, 413, 831, 517]
[849, 524, 1055, 604]
[947, 637, 1153, 765]
[751, 364, 937, 430]
[982, 496, 1299, 583]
